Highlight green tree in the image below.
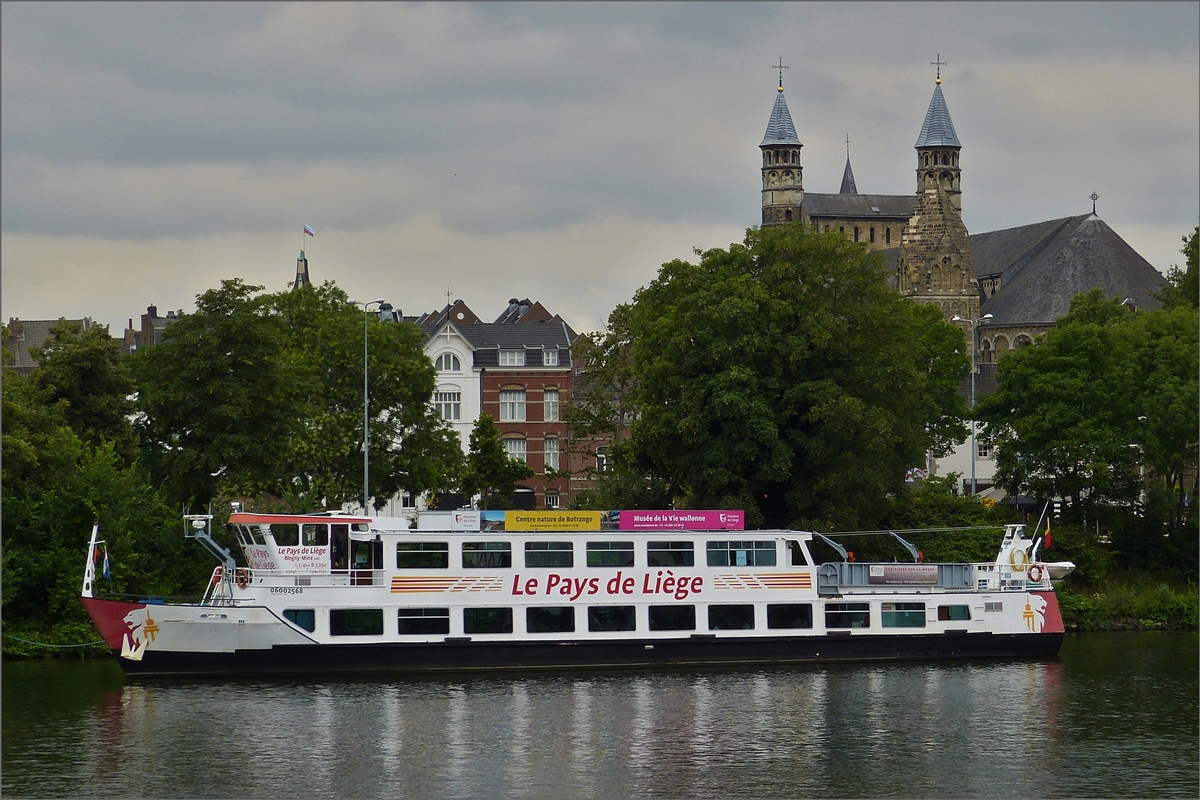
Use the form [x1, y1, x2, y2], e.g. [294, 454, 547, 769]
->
[978, 288, 1198, 535]
[270, 283, 462, 510]
[460, 414, 534, 509]
[1157, 226, 1198, 311]
[32, 319, 138, 465]
[132, 279, 302, 509]
[596, 224, 968, 529]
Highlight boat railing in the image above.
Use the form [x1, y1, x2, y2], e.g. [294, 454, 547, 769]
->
[817, 561, 1053, 596]
[231, 568, 388, 588]
[201, 566, 237, 607]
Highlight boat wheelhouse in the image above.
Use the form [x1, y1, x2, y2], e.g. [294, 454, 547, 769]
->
[80, 510, 1069, 677]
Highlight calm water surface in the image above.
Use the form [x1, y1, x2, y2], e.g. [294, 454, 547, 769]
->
[3, 632, 1196, 798]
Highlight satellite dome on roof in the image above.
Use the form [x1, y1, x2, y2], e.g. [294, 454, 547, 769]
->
[915, 84, 961, 148]
[761, 91, 802, 147]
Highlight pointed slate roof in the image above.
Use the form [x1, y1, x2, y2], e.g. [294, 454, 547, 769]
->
[976, 215, 1167, 326]
[839, 157, 858, 194]
[915, 84, 960, 148]
[761, 90, 801, 147]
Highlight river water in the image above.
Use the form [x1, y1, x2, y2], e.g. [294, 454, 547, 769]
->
[3, 632, 1196, 798]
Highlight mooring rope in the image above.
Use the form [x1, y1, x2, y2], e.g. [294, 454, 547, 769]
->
[3, 633, 106, 648]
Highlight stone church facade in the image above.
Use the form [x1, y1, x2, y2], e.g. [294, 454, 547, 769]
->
[757, 70, 1168, 494]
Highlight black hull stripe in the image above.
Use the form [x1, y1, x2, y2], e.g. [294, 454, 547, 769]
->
[113, 632, 1064, 677]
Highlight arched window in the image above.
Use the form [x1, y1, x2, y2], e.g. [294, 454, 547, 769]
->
[1014, 335, 1033, 349]
[980, 340, 993, 364]
[870, 227, 875, 243]
[994, 336, 1010, 355]
[435, 353, 461, 372]
[784, 209, 793, 222]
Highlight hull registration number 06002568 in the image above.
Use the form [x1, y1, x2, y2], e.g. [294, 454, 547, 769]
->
[269, 587, 304, 595]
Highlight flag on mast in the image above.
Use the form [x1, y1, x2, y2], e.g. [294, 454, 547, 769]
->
[102, 546, 111, 580]
[1044, 519, 1051, 550]
[303, 224, 315, 237]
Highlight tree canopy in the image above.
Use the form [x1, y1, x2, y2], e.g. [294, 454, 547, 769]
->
[577, 224, 970, 529]
[460, 414, 534, 509]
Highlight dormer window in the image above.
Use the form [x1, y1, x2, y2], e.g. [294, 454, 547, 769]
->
[435, 353, 461, 372]
[499, 350, 525, 367]
[543, 349, 559, 367]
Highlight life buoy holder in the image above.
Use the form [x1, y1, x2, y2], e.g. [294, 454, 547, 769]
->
[211, 567, 223, 586]
[1027, 564, 1044, 583]
[236, 569, 250, 589]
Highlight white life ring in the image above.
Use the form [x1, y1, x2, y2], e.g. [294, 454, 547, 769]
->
[236, 569, 250, 589]
[1028, 564, 1044, 583]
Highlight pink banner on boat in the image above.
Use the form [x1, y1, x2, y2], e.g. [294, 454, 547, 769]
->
[618, 510, 745, 531]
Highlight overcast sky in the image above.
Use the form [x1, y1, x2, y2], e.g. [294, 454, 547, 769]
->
[3, 2, 1197, 335]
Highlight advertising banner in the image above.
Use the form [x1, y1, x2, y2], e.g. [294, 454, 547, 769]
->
[505, 511, 603, 532]
[868, 564, 939, 585]
[618, 510, 745, 531]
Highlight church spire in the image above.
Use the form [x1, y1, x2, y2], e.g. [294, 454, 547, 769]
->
[840, 134, 858, 195]
[294, 250, 310, 290]
[760, 62, 804, 226]
[915, 57, 963, 210]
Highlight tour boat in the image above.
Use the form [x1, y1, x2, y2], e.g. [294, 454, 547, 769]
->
[79, 510, 1070, 677]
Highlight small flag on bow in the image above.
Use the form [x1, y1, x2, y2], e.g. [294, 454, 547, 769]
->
[303, 224, 315, 237]
[1044, 520, 1051, 550]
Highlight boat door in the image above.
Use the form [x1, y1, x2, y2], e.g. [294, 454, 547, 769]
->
[331, 524, 349, 573]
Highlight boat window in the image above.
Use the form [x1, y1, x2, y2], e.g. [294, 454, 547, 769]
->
[330, 608, 384, 636]
[464, 607, 513, 634]
[647, 541, 695, 567]
[352, 539, 382, 570]
[351, 523, 369, 532]
[525, 542, 573, 568]
[398, 608, 450, 634]
[825, 602, 870, 629]
[230, 525, 248, 546]
[882, 602, 926, 628]
[586, 541, 635, 567]
[283, 608, 316, 632]
[462, 541, 513, 569]
[706, 541, 777, 567]
[302, 524, 329, 547]
[588, 606, 636, 632]
[648, 605, 696, 631]
[708, 604, 755, 630]
[767, 603, 813, 629]
[527, 606, 575, 633]
[984, 602, 1003, 612]
[396, 542, 450, 569]
[271, 523, 299, 547]
[248, 525, 268, 545]
[787, 540, 812, 566]
[938, 605, 971, 621]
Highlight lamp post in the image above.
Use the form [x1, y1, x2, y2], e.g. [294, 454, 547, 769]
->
[952, 312, 993, 496]
[350, 298, 388, 512]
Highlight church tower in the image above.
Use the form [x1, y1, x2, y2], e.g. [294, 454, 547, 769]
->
[898, 65, 979, 325]
[914, 58, 963, 211]
[760, 71, 804, 227]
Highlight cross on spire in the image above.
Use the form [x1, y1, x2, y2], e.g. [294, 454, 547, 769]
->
[445, 287, 453, 306]
[1090, 192, 1099, 215]
[846, 133, 850, 158]
[774, 57, 789, 90]
[931, 53, 947, 84]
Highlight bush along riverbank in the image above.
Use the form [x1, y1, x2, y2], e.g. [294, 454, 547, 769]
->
[1056, 576, 1199, 631]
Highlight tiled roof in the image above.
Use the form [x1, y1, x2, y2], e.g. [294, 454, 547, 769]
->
[419, 321, 573, 350]
[914, 84, 961, 148]
[976, 215, 1167, 326]
[2, 317, 93, 375]
[839, 157, 858, 195]
[760, 91, 801, 147]
[804, 193, 916, 220]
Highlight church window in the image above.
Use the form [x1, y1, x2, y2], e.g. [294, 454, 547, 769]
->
[854, 227, 859, 242]
[870, 227, 875, 243]
[1014, 335, 1033, 349]
[886, 227, 891, 244]
[925, 273, 932, 288]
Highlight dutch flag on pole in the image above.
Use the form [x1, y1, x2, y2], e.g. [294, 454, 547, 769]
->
[303, 224, 315, 237]
[102, 546, 111, 580]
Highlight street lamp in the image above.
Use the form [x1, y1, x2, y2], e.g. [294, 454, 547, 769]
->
[952, 312, 993, 496]
[349, 297, 391, 512]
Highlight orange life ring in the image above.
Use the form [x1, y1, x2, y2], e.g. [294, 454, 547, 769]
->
[236, 569, 249, 589]
[1027, 564, 1044, 583]
[211, 567, 223, 586]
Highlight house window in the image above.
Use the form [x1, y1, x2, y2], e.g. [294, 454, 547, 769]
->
[595, 446, 610, 474]
[499, 350, 525, 367]
[886, 227, 891, 244]
[503, 437, 527, 462]
[544, 492, 560, 509]
[543, 349, 559, 367]
[435, 353, 460, 372]
[499, 390, 526, 421]
[435, 391, 461, 421]
[543, 389, 560, 421]
[543, 438, 560, 472]
[870, 227, 875, 243]
[978, 443, 991, 459]
[854, 227, 859, 242]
